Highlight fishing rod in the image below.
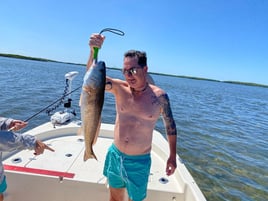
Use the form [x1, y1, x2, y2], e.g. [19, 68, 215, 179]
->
[27, 87, 81, 122]
[7, 85, 81, 131]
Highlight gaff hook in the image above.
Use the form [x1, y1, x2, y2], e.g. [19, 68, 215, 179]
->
[99, 28, 125, 36]
[93, 28, 125, 59]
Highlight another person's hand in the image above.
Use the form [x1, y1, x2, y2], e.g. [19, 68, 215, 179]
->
[89, 33, 105, 51]
[34, 140, 55, 155]
[9, 120, 28, 131]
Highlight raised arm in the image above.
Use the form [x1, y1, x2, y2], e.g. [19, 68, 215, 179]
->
[86, 33, 105, 70]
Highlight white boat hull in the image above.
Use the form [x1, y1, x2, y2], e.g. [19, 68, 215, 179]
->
[3, 121, 206, 201]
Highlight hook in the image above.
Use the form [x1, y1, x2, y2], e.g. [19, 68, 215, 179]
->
[99, 28, 125, 36]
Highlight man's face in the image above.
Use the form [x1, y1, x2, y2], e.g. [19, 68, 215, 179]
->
[123, 57, 147, 88]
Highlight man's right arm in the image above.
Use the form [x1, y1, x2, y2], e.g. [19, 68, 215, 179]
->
[86, 33, 105, 71]
[86, 49, 94, 70]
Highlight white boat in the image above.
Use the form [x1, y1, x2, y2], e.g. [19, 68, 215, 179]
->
[2, 120, 206, 201]
[2, 71, 207, 201]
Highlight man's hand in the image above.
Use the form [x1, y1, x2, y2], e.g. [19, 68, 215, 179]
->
[89, 33, 105, 50]
[166, 156, 177, 176]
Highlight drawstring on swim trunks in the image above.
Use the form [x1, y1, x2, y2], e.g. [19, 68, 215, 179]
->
[119, 155, 130, 184]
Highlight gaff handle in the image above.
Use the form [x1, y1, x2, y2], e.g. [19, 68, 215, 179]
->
[93, 47, 99, 60]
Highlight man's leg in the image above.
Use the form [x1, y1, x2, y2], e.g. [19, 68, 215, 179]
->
[0, 193, 3, 201]
[109, 187, 126, 201]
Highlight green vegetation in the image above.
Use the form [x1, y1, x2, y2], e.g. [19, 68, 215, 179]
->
[149, 72, 221, 82]
[0, 53, 85, 66]
[1, 53, 267, 88]
[0, 53, 55, 62]
[223, 81, 268, 88]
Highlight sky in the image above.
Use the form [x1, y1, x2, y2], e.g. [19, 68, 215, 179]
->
[1, 0, 268, 85]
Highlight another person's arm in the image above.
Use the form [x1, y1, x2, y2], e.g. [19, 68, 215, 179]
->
[0, 117, 54, 154]
[0, 130, 54, 154]
[0, 117, 28, 131]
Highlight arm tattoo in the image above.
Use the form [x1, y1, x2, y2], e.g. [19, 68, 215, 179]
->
[159, 94, 177, 136]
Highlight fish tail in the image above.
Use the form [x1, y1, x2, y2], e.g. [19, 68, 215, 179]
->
[83, 150, 97, 161]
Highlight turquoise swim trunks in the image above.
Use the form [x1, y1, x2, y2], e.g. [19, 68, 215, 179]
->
[103, 143, 151, 201]
[0, 176, 7, 193]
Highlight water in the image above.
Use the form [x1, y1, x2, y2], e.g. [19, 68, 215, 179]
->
[0, 57, 267, 201]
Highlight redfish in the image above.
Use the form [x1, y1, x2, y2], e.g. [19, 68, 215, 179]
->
[80, 61, 106, 161]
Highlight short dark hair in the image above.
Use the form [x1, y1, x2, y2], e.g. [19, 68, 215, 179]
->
[124, 50, 147, 67]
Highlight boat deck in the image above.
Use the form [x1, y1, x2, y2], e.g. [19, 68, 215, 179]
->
[2, 122, 206, 201]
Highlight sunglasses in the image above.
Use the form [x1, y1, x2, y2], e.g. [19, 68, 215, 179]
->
[122, 67, 142, 76]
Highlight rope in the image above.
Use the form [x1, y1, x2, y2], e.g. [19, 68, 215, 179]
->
[46, 79, 70, 115]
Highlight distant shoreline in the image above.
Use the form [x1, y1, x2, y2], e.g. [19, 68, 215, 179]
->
[1, 53, 267, 88]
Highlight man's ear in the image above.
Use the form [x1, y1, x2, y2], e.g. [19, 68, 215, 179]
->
[144, 66, 148, 72]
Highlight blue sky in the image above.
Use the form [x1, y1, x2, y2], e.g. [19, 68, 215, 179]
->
[1, 0, 268, 85]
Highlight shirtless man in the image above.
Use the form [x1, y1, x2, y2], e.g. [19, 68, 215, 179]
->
[88, 34, 177, 201]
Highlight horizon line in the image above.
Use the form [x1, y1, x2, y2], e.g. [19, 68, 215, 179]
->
[0, 53, 267, 88]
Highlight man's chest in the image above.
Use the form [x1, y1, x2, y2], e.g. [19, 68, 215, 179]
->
[118, 95, 161, 120]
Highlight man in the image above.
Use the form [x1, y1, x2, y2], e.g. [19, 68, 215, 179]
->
[0, 117, 54, 201]
[88, 34, 177, 201]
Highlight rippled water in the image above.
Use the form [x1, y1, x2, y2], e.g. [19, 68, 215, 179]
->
[0, 57, 267, 201]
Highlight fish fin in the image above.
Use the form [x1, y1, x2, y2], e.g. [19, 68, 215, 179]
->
[84, 150, 97, 161]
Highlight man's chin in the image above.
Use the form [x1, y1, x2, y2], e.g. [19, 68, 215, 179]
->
[127, 79, 136, 86]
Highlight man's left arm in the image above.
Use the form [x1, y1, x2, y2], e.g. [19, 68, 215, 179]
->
[159, 93, 177, 176]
